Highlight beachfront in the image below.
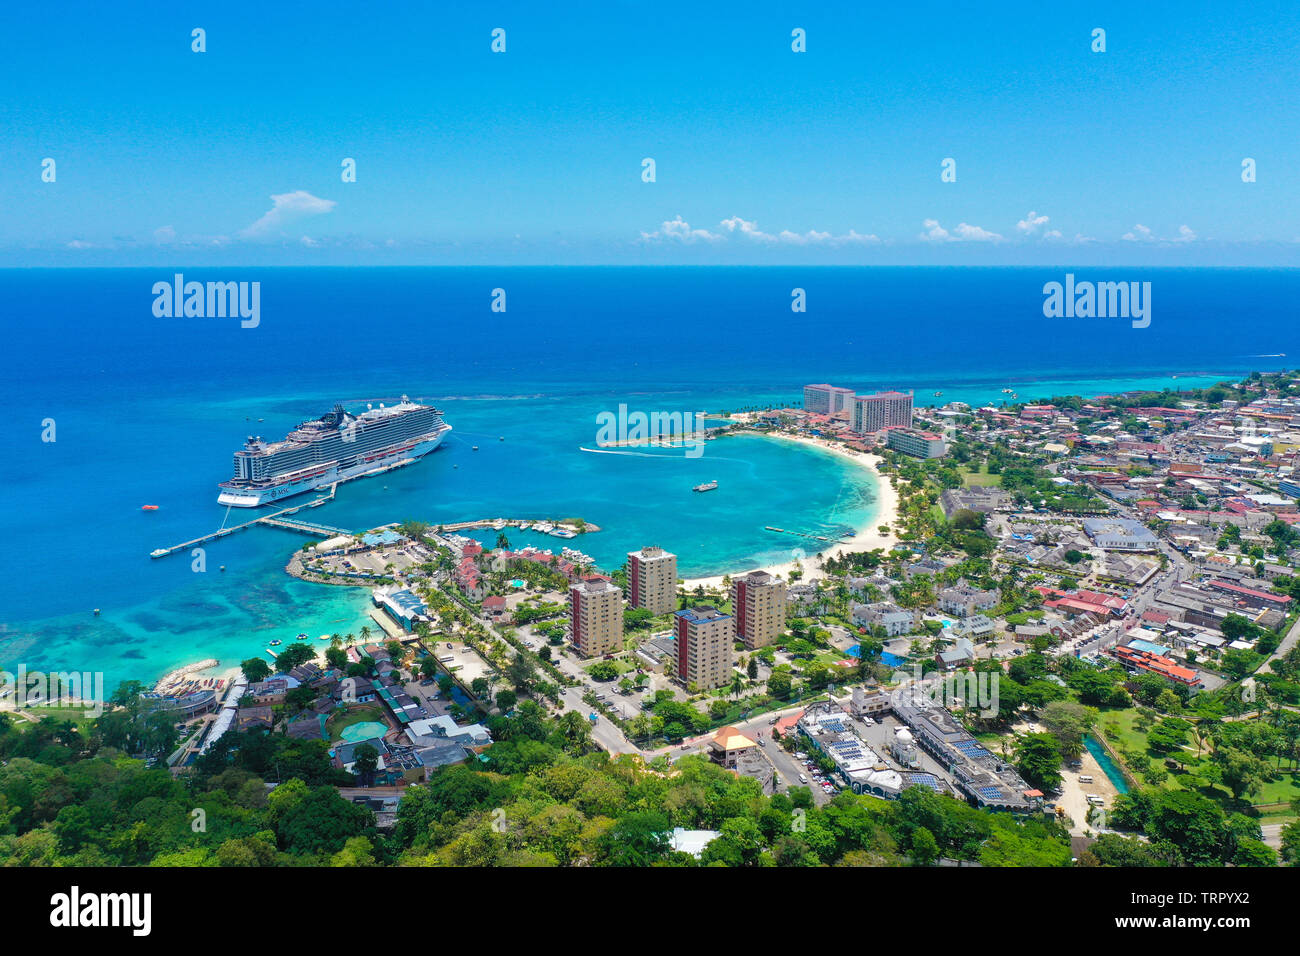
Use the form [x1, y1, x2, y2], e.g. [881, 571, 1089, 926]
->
[681, 430, 899, 589]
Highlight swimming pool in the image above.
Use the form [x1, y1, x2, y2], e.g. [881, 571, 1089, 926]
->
[846, 645, 906, 669]
[338, 721, 389, 742]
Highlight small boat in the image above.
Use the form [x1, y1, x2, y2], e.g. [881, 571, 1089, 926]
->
[269, 639, 282, 647]
[693, 480, 719, 492]
[933, 391, 943, 397]
[296, 632, 309, 641]
[141, 504, 159, 511]
[499, 436, 505, 441]
[472, 445, 479, 451]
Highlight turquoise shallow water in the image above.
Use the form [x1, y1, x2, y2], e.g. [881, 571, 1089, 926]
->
[1085, 735, 1131, 794]
[0, 419, 882, 690]
[3, 266, 1292, 690]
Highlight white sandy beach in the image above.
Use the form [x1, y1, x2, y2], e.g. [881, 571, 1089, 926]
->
[682, 430, 900, 589]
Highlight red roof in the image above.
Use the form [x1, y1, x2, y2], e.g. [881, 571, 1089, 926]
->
[1208, 580, 1290, 604]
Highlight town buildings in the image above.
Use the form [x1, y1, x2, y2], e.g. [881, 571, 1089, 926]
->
[569, 576, 625, 658]
[852, 390, 914, 434]
[938, 578, 999, 618]
[885, 427, 947, 459]
[627, 545, 678, 615]
[731, 569, 788, 648]
[803, 383, 856, 416]
[673, 606, 735, 689]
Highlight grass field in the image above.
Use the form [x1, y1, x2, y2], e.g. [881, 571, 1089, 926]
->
[4, 704, 101, 737]
[325, 703, 386, 737]
[961, 465, 1003, 488]
[1097, 706, 1300, 819]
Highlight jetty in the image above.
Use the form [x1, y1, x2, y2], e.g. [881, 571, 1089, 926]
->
[764, 525, 841, 542]
[150, 484, 344, 559]
[260, 516, 352, 536]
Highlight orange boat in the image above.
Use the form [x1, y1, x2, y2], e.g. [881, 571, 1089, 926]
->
[141, 505, 159, 511]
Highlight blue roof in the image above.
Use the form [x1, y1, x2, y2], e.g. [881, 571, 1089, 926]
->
[674, 606, 732, 624]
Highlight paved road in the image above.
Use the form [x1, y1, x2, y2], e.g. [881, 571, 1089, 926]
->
[558, 684, 639, 755]
[1259, 613, 1300, 675]
[1261, 823, 1283, 849]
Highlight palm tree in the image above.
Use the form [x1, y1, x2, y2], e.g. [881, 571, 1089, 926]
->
[729, 672, 745, 699]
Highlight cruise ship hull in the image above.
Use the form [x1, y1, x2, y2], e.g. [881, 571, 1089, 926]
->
[218, 429, 449, 507]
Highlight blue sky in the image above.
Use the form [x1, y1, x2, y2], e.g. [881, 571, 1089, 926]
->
[3, 0, 1298, 265]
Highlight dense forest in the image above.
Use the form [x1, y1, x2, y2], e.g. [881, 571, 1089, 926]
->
[1, 698, 1078, 867]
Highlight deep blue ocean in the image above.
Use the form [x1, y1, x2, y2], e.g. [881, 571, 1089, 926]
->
[2, 267, 1295, 687]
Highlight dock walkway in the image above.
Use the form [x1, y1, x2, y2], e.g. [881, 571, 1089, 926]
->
[150, 484, 342, 559]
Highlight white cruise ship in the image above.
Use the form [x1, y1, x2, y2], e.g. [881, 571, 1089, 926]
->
[217, 396, 450, 507]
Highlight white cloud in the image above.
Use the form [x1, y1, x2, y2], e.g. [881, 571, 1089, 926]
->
[241, 190, 337, 239]
[921, 219, 950, 241]
[774, 227, 880, 245]
[300, 235, 321, 248]
[921, 218, 1001, 242]
[639, 215, 721, 243]
[642, 215, 879, 246]
[1122, 223, 1196, 243]
[954, 222, 1002, 241]
[65, 239, 94, 249]
[1016, 211, 1050, 234]
[719, 216, 777, 242]
[153, 225, 176, 244]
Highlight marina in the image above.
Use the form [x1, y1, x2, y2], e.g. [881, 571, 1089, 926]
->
[436, 517, 599, 536]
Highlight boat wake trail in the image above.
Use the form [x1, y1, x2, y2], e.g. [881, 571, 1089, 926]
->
[578, 446, 745, 463]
